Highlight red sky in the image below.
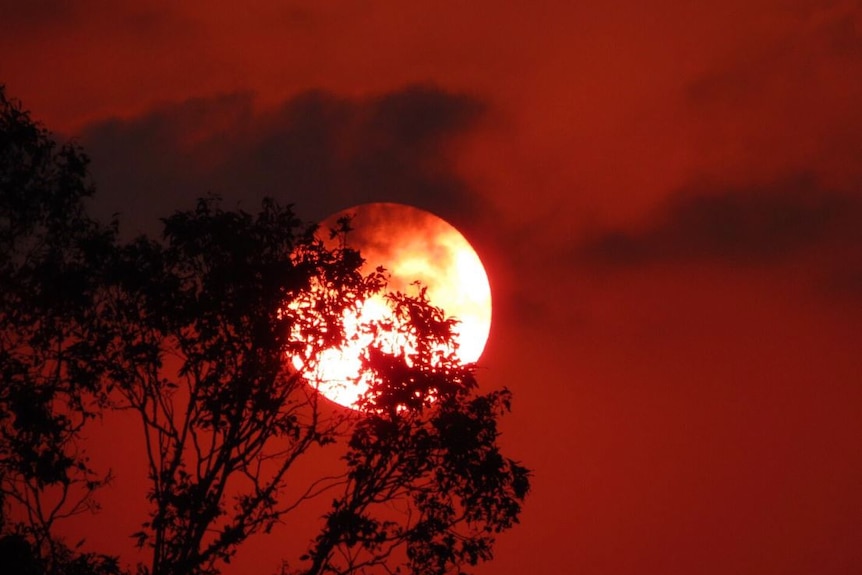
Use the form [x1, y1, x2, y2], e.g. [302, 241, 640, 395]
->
[4, 1, 862, 573]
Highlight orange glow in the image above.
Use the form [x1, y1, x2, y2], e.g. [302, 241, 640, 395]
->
[289, 203, 492, 409]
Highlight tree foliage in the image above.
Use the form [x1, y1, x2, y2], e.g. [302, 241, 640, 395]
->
[0, 85, 119, 574]
[1, 86, 530, 575]
[104, 197, 377, 575]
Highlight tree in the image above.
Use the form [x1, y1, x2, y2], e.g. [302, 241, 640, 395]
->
[103, 197, 374, 575]
[1, 87, 530, 575]
[0, 85, 119, 574]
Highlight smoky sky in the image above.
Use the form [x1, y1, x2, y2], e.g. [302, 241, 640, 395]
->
[573, 174, 862, 302]
[80, 85, 486, 237]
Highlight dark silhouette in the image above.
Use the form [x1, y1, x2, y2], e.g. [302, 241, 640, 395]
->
[0, 534, 41, 575]
[1, 85, 118, 574]
[0, 86, 530, 575]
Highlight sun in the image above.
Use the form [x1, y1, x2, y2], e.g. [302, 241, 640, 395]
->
[289, 203, 492, 409]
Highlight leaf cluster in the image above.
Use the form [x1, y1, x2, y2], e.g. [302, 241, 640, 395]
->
[0, 84, 119, 574]
[299, 298, 530, 574]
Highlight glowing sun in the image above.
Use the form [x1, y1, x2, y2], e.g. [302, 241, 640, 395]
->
[290, 203, 492, 409]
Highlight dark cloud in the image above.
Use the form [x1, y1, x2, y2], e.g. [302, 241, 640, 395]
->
[579, 176, 860, 267]
[0, 1, 179, 39]
[576, 176, 862, 301]
[80, 85, 486, 236]
[688, 3, 862, 107]
[0, 0, 75, 36]
[0, 0, 73, 21]
[682, 3, 862, 190]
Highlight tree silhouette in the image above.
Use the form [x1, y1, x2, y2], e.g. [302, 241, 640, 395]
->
[1, 87, 530, 575]
[0, 85, 119, 574]
[104, 198, 376, 575]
